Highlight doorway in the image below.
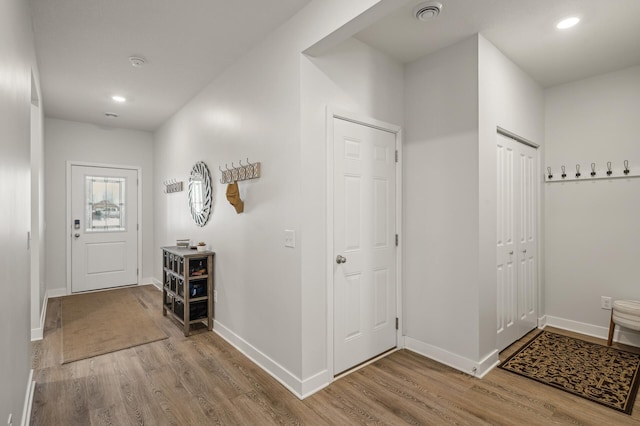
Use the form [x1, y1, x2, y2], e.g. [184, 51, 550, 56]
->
[68, 164, 140, 293]
[330, 112, 401, 375]
[496, 130, 539, 351]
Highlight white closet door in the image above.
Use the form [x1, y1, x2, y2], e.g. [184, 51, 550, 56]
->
[516, 144, 538, 335]
[496, 133, 538, 351]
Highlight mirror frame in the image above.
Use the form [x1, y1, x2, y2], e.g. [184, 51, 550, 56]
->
[188, 161, 213, 227]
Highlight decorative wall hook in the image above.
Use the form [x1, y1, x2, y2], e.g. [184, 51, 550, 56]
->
[607, 161, 613, 176]
[590, 163, 596, 177]
[575, 164, 581, 178]
[219, 158, 261, 184]
[547, 167, 553, 179]
[561, 165, 566, 179]
[624, 160, 630, 175]
[163, 178, 184, 193]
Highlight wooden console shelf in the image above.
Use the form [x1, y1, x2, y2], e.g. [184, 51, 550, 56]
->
[161, 246, 214, 336]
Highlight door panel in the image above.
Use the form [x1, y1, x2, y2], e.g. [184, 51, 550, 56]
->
[344, 176, 362, 251]
[518, 146, 538, 331]
[85, 242, 126, 274]
[496, 133, 538, 351]
[496, 139, 518, 346]
[345, 273, 363, 339]
[71, 165, 138, 293]
[334, 118, 397, 375]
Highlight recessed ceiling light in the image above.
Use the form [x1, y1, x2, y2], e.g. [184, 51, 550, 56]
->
[105, 112, 119, 118]
[556, 17, 580, 30]
[112, 95, 126, 103]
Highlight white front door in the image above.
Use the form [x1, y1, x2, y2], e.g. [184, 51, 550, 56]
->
[71, 165, 138, 293]
[333, 117, 397, 375]
[496, 133, 538, 351]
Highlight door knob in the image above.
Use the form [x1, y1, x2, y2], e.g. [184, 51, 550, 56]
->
[336, 255, 347, 264]
[74, 233, 80, 238]
[509, 251, 514, 255]
[522, 249, 527, 253]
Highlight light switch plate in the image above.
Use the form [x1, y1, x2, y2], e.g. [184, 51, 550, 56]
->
[284, 229, 295, 248]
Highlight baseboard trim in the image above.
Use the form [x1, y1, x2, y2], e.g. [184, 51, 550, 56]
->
[141, 276, 157, 286]
[545, 315, 640, 348]
[404, 336, 499, 378]
[537, 314, 548, 328]
[30, 295, 48, 341]
[47, 288, 67, 298]
[149, 277, 162, 291]
[397, 334, 406, 349]
[213, 320, 312, 399]
[31, 288, 64, 341]
[21, 369, 35, 426]
[300, 369, 331, 399]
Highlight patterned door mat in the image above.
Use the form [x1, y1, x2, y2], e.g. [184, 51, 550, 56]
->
[499, 331, 640, 414]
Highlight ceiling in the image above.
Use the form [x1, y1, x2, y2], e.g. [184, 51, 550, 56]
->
[356, 0, 640, 88]
[30, 0, 312, 131]
[31, 0, 640, 132]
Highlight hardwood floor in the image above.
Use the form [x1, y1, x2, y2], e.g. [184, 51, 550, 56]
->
[31, 285, 640, 425]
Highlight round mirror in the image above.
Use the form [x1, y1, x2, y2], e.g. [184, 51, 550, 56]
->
[188, 161, 213, 227]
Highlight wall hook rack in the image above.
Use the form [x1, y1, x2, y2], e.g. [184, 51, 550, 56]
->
[219, 158, 261, 184]
[546, 160, 639, 183]
[163, 178, 184, 193]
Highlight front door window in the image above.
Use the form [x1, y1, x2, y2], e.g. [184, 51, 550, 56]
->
[85, 176, 126, 232]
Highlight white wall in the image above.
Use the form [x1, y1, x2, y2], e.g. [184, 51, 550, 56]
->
[153, 0, 405, 396]
[403, 36, 480, 364]
[44, 118, 154, 293]
[544, 65, 640, 345]
[402, 34, 544, 375]
[300, 36, 404, 384]
[153, 16, 306, 384]
[30, 78, 46, 339]
[478, 35, 544, 358]
[0, 0, 40, 422]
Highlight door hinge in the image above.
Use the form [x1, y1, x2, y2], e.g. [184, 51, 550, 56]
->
[395, 150, 399, 163]
[395, 317, 399, 330]
[137, 268, 139, 276]
[395, 234, 399, 246]
[137, 224, 139, 231]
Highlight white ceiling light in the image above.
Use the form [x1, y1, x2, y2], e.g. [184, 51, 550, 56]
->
[128, 56, 146, 67]
[556, 17, 580, 30]
[414, 2, 443, 22]
[112, 95, 126, 103]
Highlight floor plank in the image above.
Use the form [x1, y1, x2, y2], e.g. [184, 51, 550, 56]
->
[31, 286, 640, 425]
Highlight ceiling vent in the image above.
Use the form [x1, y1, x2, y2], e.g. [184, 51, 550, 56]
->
[128, 56, 146, 67]
[414, 2, 443, 21]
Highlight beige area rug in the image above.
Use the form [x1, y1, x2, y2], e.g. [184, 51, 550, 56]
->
[61, 286, 167, 364]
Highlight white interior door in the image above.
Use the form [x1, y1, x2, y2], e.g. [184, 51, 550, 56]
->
[496, 133, 538, 351]
[71, 165, 138, 293]
[333, 117, 397, 375]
